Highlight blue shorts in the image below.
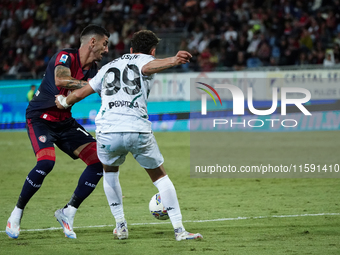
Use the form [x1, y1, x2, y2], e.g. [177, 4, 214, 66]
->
[27, 118, 96, 159]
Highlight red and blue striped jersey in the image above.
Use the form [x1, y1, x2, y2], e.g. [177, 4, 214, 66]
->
[26, 48, 98, 121]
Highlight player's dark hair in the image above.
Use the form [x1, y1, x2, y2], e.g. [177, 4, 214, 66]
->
[131, 30, 160, 54]
[80, 24, 110, 39]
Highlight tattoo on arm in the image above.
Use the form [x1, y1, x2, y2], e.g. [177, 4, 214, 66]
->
[55, 65, 71, 77]
[55, 65, 87, 89]
[63, 80, 88, 89]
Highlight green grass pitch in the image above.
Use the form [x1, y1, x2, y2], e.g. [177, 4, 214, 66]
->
[0, 131, 339, 255]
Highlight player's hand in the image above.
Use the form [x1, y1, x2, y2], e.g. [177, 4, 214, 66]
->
[173, 51, 192, 65]
[55, 95, 66, 109]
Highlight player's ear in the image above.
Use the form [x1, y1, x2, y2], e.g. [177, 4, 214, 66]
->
[130, 47, 133, 54]
[150, 48, 156, 57]
[90, 37, 96, 48]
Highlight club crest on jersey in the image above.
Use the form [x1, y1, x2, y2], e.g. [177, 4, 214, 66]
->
[39, 135, 47, 143]
[59, 54, 68, 63]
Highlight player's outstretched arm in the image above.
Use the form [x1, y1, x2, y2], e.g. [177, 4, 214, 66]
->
[142, 51, 192, 76]
[55, 65, 89, 89]
[55, 84, 95, 109]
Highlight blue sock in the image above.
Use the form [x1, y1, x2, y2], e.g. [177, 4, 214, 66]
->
[71, 162, 103, 208]
[17, 160, 55, 209]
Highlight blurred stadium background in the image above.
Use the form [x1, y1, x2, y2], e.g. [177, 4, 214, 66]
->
[0, 0, 340, 131]
[1, 1, 340, 254]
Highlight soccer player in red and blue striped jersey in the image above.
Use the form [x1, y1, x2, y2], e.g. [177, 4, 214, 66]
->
[6, 24, 109, 239]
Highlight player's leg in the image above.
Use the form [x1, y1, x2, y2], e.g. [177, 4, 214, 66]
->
[55, 141, 103, 239]
[146, 166, 202, 241]
[6, 119, 56, 239]
[97, 132, 128, 239]
[145, 165, 183, 228]
[72, 141, 103, 207]
[54, 120, 103, 239]
[135, 133, 202, 241]
[102, 165, 128, 239]
[17, 148, 56, 208]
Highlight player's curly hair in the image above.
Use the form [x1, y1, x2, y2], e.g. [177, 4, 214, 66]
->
[131, 30, 160, 55]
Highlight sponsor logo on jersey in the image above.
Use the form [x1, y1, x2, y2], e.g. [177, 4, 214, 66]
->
[59, 54, 68, 63]
[39, 135, 47, 143]
[108, 100, 139, 109]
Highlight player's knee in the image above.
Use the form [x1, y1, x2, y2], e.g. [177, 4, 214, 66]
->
[35, 160, 55, 173]
[146, 165, 167, 182]
[36, 147, 56, 161]
[89, 161, 103, 174]
[35, 147, 56, 173]
[78, 142, 101, 166]
[103, 165, 119, 172]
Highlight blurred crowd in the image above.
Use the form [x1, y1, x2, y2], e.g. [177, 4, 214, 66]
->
[1, 0, 340, 78]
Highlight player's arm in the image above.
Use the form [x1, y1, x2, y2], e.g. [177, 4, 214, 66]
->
[54, 65, 89, 89]
[142, 51, 192, 76]
[55, 84, 95, 109]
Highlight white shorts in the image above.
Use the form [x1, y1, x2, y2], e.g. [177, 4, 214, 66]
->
[96, 132, 164, 169]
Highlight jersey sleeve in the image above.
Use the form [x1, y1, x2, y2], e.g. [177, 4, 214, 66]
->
[89, 67, 106, 95]
[138, 55, 156, 77]
[54, 51, 72, 68]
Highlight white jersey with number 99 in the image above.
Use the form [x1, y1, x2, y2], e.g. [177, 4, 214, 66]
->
[89, 53, 155, 133]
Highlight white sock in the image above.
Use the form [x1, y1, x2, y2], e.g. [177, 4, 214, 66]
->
[103, 171, 124, 222]
[10, 206, 23, 221]
[153, 175, 184, 230]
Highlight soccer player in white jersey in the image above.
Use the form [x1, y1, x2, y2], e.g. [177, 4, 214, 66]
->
[55, 30, 202, 241]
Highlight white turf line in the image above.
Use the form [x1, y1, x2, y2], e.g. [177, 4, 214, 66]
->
[1, 213, 339, 233]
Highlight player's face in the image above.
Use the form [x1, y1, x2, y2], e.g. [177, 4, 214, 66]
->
[93, 35, 109, 61]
